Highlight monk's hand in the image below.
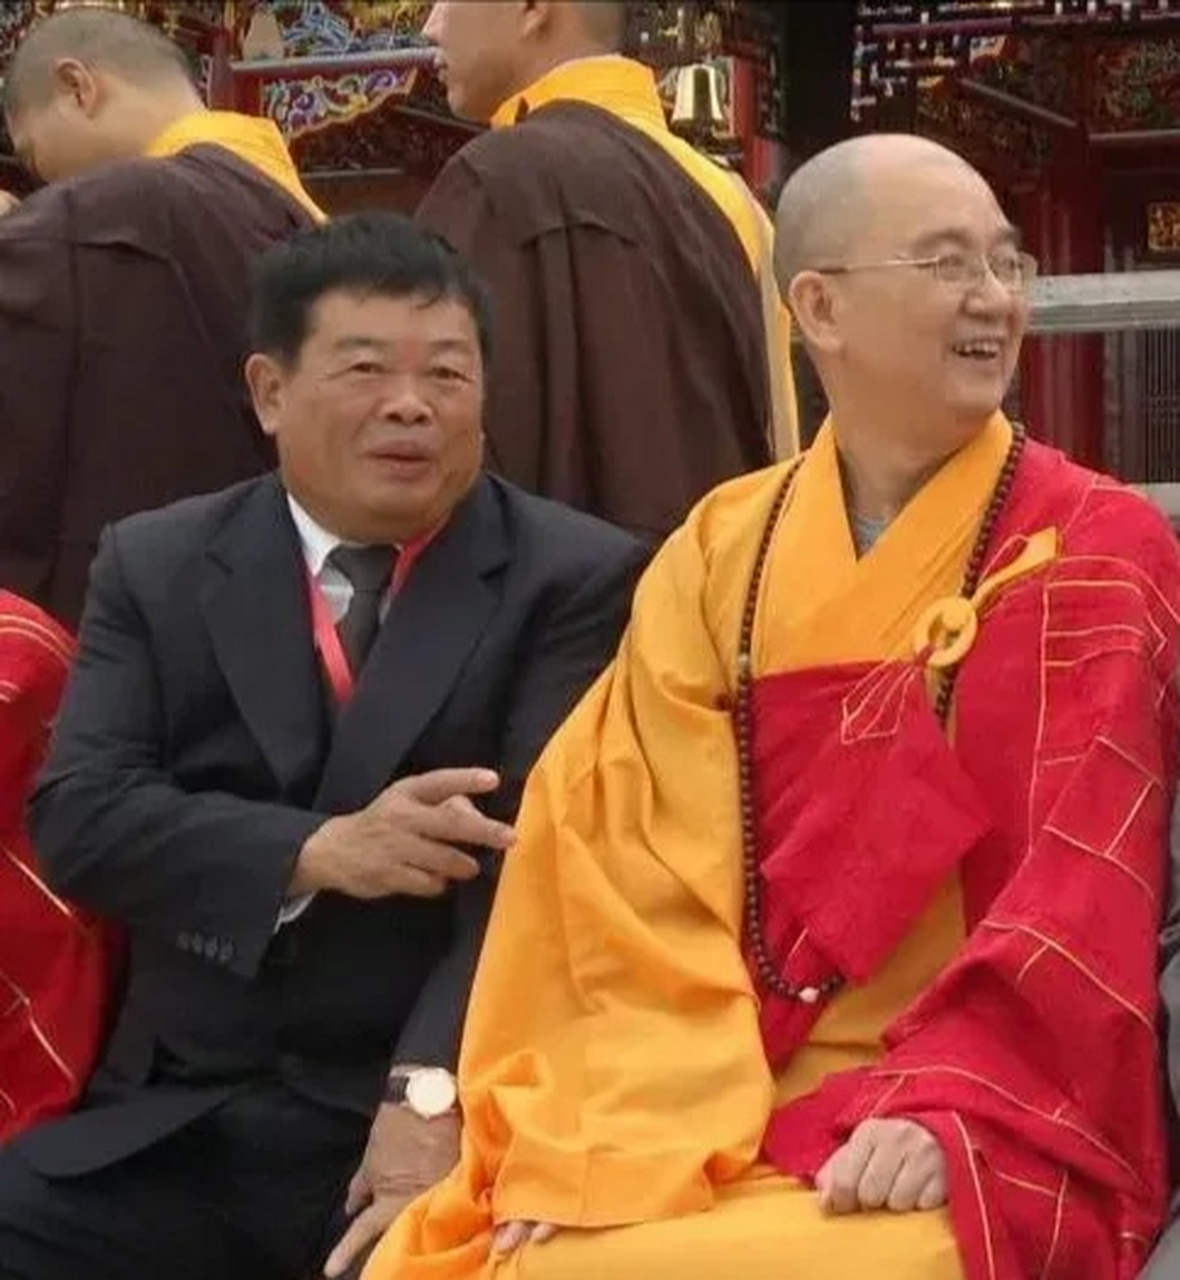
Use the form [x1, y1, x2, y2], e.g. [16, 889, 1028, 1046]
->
[291, 767, 515, 900]
[0, 191, 19, 215]
[323, 1101, 460, 1278]
[493, 1221, 560, 1253]
[815, 1118, 947, 1215]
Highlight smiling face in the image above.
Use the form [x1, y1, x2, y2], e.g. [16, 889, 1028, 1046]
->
[791, 153, 1030, 457]
[247, 289, 485, 544]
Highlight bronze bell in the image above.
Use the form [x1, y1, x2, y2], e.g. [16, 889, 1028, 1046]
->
[670, 61, 728, 136]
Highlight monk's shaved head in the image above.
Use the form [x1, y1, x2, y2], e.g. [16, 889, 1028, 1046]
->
[574, 2, 626, 49]
[778, 132, 1026, 453]
[774, 134, 984, 298]
[2, 7, 194, 115]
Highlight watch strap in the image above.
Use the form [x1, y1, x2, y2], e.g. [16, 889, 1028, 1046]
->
[384, 1071, 410, 1106]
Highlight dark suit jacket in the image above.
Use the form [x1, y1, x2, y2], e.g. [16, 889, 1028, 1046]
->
[0, 145, 316, 628]
[18, 472, 644, 1176]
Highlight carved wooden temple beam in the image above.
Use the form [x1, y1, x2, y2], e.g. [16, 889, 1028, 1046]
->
[228, 47, 432, 77]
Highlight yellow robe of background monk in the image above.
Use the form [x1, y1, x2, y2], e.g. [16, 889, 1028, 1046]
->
[366, 416, 1178, 1280]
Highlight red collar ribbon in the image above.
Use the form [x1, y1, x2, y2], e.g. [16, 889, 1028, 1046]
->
[307, 526, 441, 705]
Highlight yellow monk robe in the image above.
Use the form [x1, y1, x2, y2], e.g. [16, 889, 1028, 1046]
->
[489, 56, 796, 456]
[363, 421, 1036, 1280]
[145, 108, 325, 220]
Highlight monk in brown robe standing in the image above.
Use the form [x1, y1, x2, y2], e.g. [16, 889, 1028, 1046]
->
[0, 8, 323, 626]
[417, 1, 796, 541]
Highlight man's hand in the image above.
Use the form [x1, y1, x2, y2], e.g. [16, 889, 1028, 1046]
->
[494, 1222, 560, 1253]
[291, 768, 514, 900]
[324, 1103, 460, 1278]
[815, 1118, 947, 1215]
[0, 191, 19, 215]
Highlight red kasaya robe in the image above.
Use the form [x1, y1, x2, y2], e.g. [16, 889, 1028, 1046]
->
[0, 591, 119, 1139]
[755, 433, 1179, 1279]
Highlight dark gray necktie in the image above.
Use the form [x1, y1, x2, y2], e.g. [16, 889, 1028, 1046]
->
[326, 544, 397, 674]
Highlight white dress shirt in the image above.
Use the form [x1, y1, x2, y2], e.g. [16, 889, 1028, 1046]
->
[277, 496, 394, 927]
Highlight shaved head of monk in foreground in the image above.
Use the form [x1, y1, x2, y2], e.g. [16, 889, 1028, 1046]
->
[361, 133, 1180, 1280]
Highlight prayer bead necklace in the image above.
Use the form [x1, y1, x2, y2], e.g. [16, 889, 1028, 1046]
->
[733, 424, 1027, 1006]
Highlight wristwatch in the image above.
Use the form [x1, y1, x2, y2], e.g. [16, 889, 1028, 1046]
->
[384, 1066, 458, 1119]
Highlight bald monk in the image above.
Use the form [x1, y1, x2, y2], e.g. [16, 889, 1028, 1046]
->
[0, 8, 322, 626]
[416, 1, 796, 540]
[365, 135, 1180, 1280]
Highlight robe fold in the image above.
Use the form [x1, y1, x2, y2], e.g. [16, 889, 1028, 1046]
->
[0, 110, 318, 627]
[365, 417, 1180, 1280]
[0, 592, 118, 1139]
[415, 56, 790, 540]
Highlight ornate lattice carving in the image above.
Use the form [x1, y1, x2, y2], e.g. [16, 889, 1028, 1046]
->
[1148, 203, 1180, 256]
[0, 2, 36, 65]
[290, 86, 471, 176]
[1091, 39, 1180, 132]
[853, 0, 1180, 125]
[260, 64, 420, 138]
[968, 35, 1075, 118]
[255, 0, 429, 58]
[625, 3, 778, 65]
[916, 80, 1053, 179]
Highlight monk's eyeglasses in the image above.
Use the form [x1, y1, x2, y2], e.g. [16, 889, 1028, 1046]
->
[816, 249, 1039, 293]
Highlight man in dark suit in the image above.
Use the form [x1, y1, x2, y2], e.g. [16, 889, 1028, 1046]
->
[0, 212, 644, 1280]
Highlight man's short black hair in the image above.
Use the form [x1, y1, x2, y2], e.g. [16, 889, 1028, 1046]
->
[249, 212, 493, 368]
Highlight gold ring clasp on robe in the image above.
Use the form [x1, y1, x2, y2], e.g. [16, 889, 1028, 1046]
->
[913, 597, 978, 670]
[911, 527, 1060, 671]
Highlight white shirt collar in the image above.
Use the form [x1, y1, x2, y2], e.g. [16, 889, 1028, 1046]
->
[286, 494, 349, 578]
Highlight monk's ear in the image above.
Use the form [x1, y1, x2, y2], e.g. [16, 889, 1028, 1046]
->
[788, 270, 843, 356]
[52, 59, 101, 118]
[244, 353, 287, 439]
[520, 0, 549, 39]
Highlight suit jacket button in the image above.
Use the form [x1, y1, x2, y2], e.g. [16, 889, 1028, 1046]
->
[219, 941, 235, 964]
[177, 931, 192, 952]
[203, 936, 220, 960]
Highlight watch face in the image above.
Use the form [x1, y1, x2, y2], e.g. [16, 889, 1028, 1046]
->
[405, 1069, 457, 1119]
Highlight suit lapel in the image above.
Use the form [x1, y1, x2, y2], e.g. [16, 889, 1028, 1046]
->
[315, 477, 509, 812]
[200, 475, 326, 792]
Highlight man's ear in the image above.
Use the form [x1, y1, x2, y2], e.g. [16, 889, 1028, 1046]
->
[788, 270, 843, 357]
[244, 352, 287, 438]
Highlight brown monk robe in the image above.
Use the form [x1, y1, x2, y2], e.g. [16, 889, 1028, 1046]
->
[416, 1, 797, 542]
[0, 8, 322, 627]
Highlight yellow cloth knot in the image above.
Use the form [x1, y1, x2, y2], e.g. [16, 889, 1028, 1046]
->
[912, 527, 1059, 670]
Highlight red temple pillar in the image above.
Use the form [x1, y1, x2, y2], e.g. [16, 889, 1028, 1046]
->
[206, 19, 237, 110]
[730, 55, 780, 193]
[1017, 139, 1104, 469]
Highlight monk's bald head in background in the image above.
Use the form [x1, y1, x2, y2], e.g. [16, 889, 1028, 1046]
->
[2, 7, 203, 184]
[774, 134, 1035, 462]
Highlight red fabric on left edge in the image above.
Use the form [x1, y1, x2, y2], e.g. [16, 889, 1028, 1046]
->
[0, 590, 122, 1140]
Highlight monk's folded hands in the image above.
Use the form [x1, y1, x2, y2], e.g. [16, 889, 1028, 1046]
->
[493, 1221, 560, 1253]
[814, 1118, 948, 1216]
